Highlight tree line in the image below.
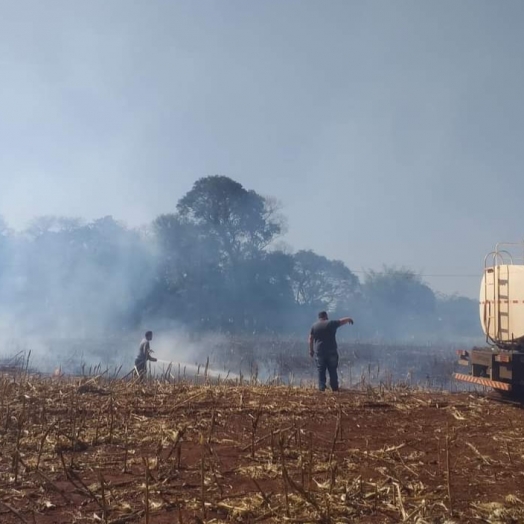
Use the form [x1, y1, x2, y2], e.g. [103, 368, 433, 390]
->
[0, 176, 481, 342]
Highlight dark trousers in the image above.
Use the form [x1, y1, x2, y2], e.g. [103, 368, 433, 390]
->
[316, 352, 339, 391]
[135, 358, 147, 380]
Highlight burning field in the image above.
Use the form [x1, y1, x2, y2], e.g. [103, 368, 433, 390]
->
[1, 371, 524, 523]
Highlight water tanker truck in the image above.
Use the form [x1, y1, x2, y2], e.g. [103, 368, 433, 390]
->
[454, 243, 524, 395]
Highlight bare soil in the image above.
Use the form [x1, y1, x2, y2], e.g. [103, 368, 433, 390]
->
[1, 374, 523, 523]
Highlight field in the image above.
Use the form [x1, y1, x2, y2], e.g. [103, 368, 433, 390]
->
[1, 369, 524, 524]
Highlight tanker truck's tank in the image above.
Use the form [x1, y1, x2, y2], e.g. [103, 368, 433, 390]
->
[480, 264, 524, 348]
[454, 243, 524, 395]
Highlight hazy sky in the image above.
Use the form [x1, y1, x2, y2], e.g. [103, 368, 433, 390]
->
[1, 0, 524, 298]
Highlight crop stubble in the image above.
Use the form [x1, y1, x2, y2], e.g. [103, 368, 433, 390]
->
[0, 373, 523, 523]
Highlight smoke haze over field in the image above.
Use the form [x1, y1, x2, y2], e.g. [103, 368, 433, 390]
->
[1, 1, 524, 297]
[0, 177, 483, 373]
[0, 2, 517, 367]
[0, 196, 481, 383]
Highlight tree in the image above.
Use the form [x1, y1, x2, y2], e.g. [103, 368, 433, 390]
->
[176, 176, 284, 262]
[224, 249, 296, 332]
[25, 215, 85, 238]
[291, 250, 360, 311]
[362, 266, 437, 339]
[436, 294, 481, 339]
[16, 215, 154, 335]
[151, 213, 225, 327]
[150, 176, 289, 330]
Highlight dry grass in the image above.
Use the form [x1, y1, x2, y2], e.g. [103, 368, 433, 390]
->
[0, 369, 523, 523]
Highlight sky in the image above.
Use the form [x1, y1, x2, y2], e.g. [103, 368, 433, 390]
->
[1, 0, 524, 298]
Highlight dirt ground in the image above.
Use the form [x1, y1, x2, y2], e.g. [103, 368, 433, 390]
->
[1, 374, 524, 523]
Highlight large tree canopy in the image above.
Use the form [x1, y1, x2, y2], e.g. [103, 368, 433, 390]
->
[149, 176, 290, 331]
[3, 215, 154, 336]
[291, 250, 359, 310]
[0, 177, 481, 341]
[177, 176, 283, 262]
[362, 266, 438, 338]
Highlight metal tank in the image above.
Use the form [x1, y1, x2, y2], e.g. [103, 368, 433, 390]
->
[454, 243, 524, 395]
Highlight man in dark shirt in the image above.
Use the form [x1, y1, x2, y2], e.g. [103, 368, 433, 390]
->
[135, 330, 157, 380]
[309, 311, 354, 391]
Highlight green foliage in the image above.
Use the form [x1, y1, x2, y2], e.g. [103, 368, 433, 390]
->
[364, 265, 436, 314]
[358, 266, 438, 339]
[436, 294, 479, 337]
[177, 176, 283, 261]
[5, 215, 154, 335]
[292, 250, 359, 309]
[0, 179, 480, 341]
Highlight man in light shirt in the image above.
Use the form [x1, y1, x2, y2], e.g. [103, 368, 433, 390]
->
[135, 330, 157, 380]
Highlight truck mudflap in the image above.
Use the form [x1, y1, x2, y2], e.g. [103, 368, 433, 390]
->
[453, 372, 512, 391]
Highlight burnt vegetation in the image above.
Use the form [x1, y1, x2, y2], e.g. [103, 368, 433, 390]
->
[0, 370, 523, 523]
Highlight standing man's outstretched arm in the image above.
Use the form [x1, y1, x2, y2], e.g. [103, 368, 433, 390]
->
[339, 317, 354, 326]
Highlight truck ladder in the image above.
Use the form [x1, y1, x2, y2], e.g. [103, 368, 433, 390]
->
[484, 250, 513, 345]
[497, 264, 510, 340]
